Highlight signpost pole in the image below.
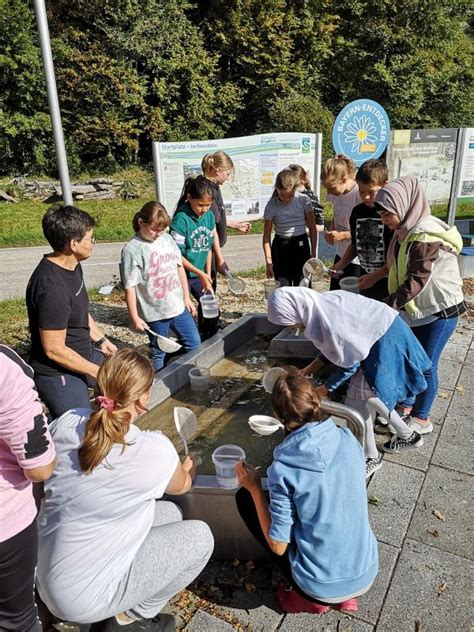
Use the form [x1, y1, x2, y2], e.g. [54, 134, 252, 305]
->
[314, 133, 322, 200]
[151, 141, 164, 205]
[33, 0, 72, 206]
[447, 128, 465, 227]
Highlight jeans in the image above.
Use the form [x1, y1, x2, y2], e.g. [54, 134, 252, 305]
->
[187, 277, 219, 341]
[34, 348, 104, 419]
[401, 317, 458, 419]
[147, 308, 200, 371]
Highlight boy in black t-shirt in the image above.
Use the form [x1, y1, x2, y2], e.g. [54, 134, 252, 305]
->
[331, 160, 391, 301]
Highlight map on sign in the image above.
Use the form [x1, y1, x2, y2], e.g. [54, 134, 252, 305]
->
[332, 99, 390, 167]
[387, 129, 458, 205]
[153, 133, 319, 218]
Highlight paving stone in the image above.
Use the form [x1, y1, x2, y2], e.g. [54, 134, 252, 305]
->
[208, 588, 282, 631]
[279, 611, 374, 631]
[351, 542, 399, 625]
[367, 460, 424, 548]
[383, 421, 439, 472]
[437, 359, 463, 389]
[184, 609, 235, 631]
[408, 465, 473, 558]
[428, 394, 452, 424]
[377, 539, 473, 632]
[432, 412, 473, 475]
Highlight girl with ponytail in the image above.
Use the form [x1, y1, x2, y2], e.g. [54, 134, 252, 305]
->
[235, 366, 378, 616]
[36, 348, 214, 631]
[321, 154, 361, 290]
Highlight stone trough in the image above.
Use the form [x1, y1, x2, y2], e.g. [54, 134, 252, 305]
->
[139, 314, 365, 561]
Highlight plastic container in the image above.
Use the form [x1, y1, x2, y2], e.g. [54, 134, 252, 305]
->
[188, 367, 210, 391]
[211, 444, 246, 489]
[340, 276, 360, 293]
[248, 415, 284, 436]
[200, 293, 219, 318]
[264, 279, 280, 300]
[262, 367, 287, 393]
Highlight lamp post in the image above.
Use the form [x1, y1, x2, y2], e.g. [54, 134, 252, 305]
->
[33, 0, 73, 206]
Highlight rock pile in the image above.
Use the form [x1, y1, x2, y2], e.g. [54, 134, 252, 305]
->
[0, 177, 139, 202]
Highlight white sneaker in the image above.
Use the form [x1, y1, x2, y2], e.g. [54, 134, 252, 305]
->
[407, 417, 433, 435]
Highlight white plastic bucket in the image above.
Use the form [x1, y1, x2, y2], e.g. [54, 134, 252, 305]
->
[340, 276, 360, 293]
[188, 367, 210, 391]
[264, 279, 280, 300]
[211, 444, 246, 489]
[200, 293, 219, 318]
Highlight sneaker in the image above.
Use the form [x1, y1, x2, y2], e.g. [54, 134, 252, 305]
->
[335, 598, 359, 612]
[383, 431, 423, 453]
[365, 453, 383, 479]
[277, 586, 330, 614]
[99, 614, 175, 632]
[375, 413, 388, 426]
[407, 416, 433, 435]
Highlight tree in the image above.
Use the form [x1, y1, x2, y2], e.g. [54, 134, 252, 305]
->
[198, 0, 335, 135]
[318, 0, 474, 129]
[0, 0, 54, 174]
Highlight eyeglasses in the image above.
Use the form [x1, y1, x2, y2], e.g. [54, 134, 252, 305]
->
[81, 235, 96, 244]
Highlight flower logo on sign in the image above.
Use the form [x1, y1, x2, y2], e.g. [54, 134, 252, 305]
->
[344, 116, 378, 154]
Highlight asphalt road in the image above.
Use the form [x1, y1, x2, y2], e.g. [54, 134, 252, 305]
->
[0, 234, 335, 301]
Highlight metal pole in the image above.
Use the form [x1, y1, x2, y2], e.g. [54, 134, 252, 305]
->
[447, 128, 465, 227]
[33, 0, 72, 206]
[314, 133, 322, 200]
[320, 400, 366, 448]
[151, 141, 163, 204]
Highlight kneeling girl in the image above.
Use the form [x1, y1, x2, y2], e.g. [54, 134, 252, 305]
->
[236, 368, 378, 614]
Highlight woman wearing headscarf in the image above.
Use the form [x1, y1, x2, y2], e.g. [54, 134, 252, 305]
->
[375, 176, 466, 436]
[267, 288, 431, 473]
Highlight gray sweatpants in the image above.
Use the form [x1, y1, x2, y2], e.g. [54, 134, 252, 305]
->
[101, 501, 214, 620]
[345, 397, 412, 459]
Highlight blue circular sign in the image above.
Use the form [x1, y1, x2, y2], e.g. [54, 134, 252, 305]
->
[332, 99, 390, 166]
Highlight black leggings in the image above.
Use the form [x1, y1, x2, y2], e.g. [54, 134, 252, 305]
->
[235, 488, 328, 605]
[329, 254, 361, 291]
[187, 276, 219, 342]
[271, 234, 310, 286]
[0, 520, 42, 632]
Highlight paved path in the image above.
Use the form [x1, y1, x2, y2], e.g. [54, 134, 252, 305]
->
[0, 236, 335, 301]
[160, 319, 473, 631]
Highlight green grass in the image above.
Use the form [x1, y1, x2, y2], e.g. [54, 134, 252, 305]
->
[0, 167, 473, 247]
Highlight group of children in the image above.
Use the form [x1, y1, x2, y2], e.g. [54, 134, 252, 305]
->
[2, 150, 466, 631]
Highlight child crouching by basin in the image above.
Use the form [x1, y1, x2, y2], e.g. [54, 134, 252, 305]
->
[235, 368, 378, 614]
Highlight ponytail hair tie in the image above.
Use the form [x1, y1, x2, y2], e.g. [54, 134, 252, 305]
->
[96, 395, 115, 412]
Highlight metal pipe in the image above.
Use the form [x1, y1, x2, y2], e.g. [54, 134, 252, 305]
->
[33, 0, 72, 206]
[447, 128, 465, 227]
[314, 132, 322, 200]
[320, 399, 366, 447]
[151, 141, 164, 205]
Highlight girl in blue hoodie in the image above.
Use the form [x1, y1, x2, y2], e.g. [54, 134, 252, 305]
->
[236, 368, 378, 615]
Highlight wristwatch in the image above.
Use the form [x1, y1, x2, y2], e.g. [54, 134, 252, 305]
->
[94, 336, 108, 348]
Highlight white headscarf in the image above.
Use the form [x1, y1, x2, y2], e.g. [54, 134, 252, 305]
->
[267, 288, 398, 368]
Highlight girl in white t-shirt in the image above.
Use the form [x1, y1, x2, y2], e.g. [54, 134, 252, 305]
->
[263, 169, 317, 286]
[37, 348, 214, 631]
[121, 202, 200, 372]
[321, 155, 361, 290]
